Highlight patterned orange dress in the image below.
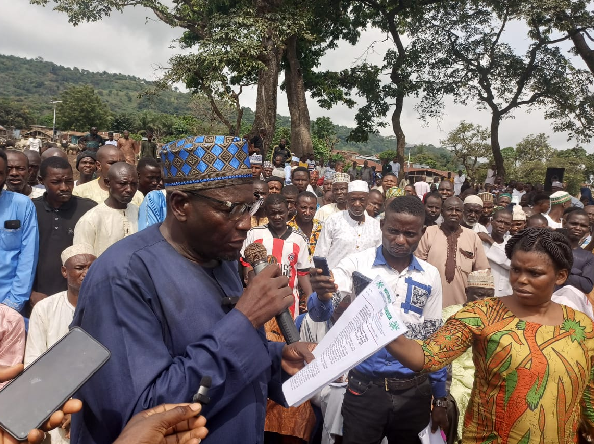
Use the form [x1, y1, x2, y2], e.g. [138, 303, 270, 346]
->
[420, 298, 594, 443]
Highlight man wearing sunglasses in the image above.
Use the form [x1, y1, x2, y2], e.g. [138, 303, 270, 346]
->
[70, 136, 315, 444]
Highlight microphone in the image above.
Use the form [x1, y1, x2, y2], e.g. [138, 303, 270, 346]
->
[192, 376, 211, 405]
[244, 242, 300, 344]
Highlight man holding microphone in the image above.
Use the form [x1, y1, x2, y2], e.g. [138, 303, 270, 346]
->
[70, 135, 315, 444]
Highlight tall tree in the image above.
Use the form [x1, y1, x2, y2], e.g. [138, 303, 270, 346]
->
[57, 85, 111, 131]
[441, 121, 491, 180]
[407, 0, 592, 179]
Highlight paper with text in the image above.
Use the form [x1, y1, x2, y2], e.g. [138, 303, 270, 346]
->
[283, 276, 408, 407]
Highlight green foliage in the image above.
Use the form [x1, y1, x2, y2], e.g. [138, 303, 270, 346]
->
[378, 150, 397, 161]
[441, 121, 491, 179]
[515, 133, 554, 164]
[0, 99, 36, 128]
[56, 85, 111, 131]
[273, 127, 292, 147]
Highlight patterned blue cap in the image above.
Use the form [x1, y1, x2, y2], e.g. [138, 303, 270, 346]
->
[160, 135, 253, 190]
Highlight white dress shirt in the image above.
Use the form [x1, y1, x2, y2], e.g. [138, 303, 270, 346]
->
[482, 235, 512, 297]
[313, 210, 381, 270]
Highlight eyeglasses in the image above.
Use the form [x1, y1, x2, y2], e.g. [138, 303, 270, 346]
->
[186, 191, 263, 220]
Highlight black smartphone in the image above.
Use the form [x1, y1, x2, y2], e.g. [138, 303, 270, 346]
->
[313, 256, 331, 276]
[352, 271, 372, 296]
[0, 327, 110, 441]
[4, 220, 21, 230]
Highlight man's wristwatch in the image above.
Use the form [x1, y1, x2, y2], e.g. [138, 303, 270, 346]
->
[432, 397, 448, 408]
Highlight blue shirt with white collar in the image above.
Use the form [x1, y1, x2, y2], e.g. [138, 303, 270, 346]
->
[307, 246, 447, 398]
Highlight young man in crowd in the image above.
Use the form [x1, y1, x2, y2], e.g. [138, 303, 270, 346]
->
[527, 213, 549, 228]
[360, 160, 374, 187]
[73, 163, 139, 257]
[562, 209, 594, 294]
[545, 191, 571, 229]
[315, 172, 350, 222]
[314, 180, 381, 270]
[424, 192, 442, 227]
[291, 166, 313, 194]
[281, 184, 299, 219]
[347, 161, 358, 181]
[510, 205, 527, 235]
[310, 170, 323, 197]
[251, 179, 269, 227]
[477, 191, 494, 232]
[477, 208, 513, 297]
[438, 180, 454, 202]
[78, 127, 104, 152]
[24, 150, 42, 188]
[31, 156, 96, 307]
[105, 132, 118, 146]
[241, 193, 313, 318]
[25, 244, 97, 443]
[414, 175, 430, 200]
[266, 176, 284, 194]
[140, 129, 158, 160]
[288, 191, 324, 257]
[5, 150, 45, 199]
[75, 151, 97, 186]
[136, 157, 162, 196]
[117, 130, 139, 165]
[0, 150, 39, 315]
[308, 195, 447, 444]
[375, 172, 398, 196]
[532, 192, 551, 215]
[416, 196, 490, 307]
[366, 189, 385, 219]
[250, 154, 263, 179]
[73, 145, 144, 206]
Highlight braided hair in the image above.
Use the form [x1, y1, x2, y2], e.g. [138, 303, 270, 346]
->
[505, 227, 573, 271]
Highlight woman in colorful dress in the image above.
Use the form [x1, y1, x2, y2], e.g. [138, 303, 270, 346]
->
[387, 227, 594, 443]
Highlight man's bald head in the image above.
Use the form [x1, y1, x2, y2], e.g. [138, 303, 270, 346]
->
[96, 145, 126, 178]
[444, 196, 463, 207]
[41, 147, 68, 162]
[24, 150, 41, 164]
[97, 145, 121, 163]
[107, 162, 137, 181]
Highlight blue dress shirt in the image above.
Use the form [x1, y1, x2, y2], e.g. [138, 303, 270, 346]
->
[0, 190, 39, 312]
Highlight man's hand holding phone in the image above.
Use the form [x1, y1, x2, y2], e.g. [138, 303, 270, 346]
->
[309, 268, 338, 302]
[0, 365, 82, 444]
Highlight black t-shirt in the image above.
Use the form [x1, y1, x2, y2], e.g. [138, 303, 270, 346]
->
[32, 195, 97, 295]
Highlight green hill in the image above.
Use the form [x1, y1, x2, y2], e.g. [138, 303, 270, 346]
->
[0, 54, 193, 116]
[0, 53, 453, 164]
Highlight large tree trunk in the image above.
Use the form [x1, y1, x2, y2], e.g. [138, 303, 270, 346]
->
[285, 35, 313, 158]
[490, 113, 505, 179]
[392, 92, 406, 179]
[569, 28, 594, 75]
[253, 31, 283, 160]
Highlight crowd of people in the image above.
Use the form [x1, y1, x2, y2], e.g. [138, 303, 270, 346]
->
[2, 131, 594, 444]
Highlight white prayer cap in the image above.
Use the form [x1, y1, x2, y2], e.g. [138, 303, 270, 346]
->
[249, 154, 262, 165]
[467, 270, 494, 289]
[512, 204, 527, 221]
[348, 180, 369, 193]
[61, 244, 95, 265]
[463, 195, 484, 207]
[550, 191, 571, 205]
[333, 172, 351, 184]
[291, 156, 300, 162]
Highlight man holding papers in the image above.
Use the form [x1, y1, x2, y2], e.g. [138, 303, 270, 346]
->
[308, 195, 448, 444]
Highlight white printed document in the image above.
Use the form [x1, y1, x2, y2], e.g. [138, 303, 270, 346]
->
[282, 276, 408, 407]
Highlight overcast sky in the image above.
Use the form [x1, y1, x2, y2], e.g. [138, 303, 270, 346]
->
[0, 0, 588, 150]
